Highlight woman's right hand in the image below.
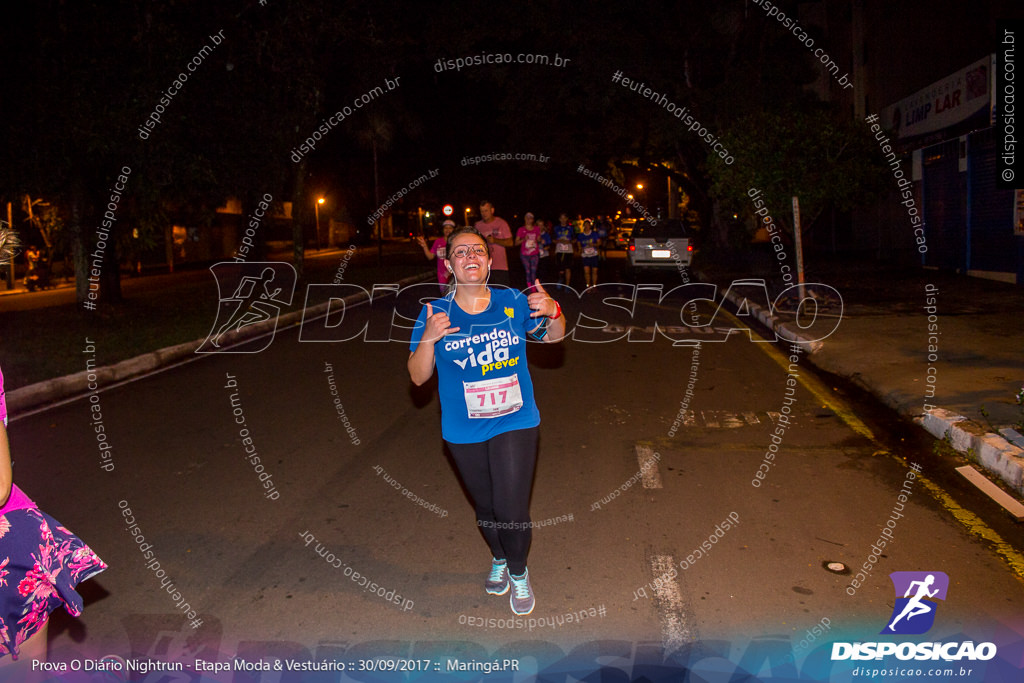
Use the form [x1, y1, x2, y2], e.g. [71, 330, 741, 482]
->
[416, 235, 427, 249]
[422, 302, 460, 344]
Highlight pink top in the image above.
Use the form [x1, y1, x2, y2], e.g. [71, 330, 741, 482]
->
[430, 238, 449, 286]
[474, 217, 512, 271]
[0, 365, 37, 514]
[517, 226, 543, 256]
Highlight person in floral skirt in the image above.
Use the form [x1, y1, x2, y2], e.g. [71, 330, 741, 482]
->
[0, 227, 107, 670]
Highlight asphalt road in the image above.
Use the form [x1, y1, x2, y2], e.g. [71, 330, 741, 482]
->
[6, 254, 1024, 680]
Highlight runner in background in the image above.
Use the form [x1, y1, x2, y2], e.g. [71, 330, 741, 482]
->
[577, 219, 601, 289]
[536, 219, 553, 282]
[595, 214, 611, 263]
[552, 213, 576, 287]
[417, 219, 456, 293]
[474, 200, 513, 287]
[515, 212, 544, 292]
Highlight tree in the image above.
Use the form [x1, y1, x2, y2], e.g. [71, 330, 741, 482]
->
[706, 106, 887, 241]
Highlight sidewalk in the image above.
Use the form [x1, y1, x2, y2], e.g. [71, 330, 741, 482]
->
[698, 253, 1024, 497]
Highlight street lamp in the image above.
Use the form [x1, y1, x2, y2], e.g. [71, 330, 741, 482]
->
[314, 197, 325, 250]
[464, 207, 471, 225]
[635, 182, 647, 210]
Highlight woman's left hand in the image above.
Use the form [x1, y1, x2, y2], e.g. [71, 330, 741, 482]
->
[527, 281, 557, 318]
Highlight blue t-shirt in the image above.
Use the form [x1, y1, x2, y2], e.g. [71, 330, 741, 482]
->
[553, 224, 574, 255]
[553, 224, 574, 242]
[578, 231, 600, 258]
[538, 230, 552, 257]
[410, 287, 546, 444]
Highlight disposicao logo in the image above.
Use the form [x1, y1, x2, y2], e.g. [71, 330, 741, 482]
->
[197, 262, 297, 354]
[882, 571, 948, 635]
[831, 571, 997, 662]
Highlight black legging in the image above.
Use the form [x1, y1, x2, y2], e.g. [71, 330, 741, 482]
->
[445, 426, 539, 576]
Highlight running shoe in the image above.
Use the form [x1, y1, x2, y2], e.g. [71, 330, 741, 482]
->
[485, 558, 509, 595]
[509, 568, 535, 615]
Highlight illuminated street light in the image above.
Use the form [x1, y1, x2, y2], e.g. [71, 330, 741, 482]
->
[315, 197, 325, 250]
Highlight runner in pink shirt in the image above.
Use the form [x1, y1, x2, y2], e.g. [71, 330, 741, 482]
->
[417, 220, 456, 292]
[474, 200, 513, 287]
[515, 212, 544, 290]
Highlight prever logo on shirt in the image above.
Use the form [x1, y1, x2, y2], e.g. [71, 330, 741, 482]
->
[446, 326, 521, 377]
[882, 571, 948, 635]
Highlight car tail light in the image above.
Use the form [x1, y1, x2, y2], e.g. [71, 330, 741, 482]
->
[629, 245, 635, 251]
[687, 245, 693, 252]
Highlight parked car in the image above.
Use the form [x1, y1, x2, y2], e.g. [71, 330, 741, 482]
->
[626, 218, 693, 277]
[613, 219, 636, 249]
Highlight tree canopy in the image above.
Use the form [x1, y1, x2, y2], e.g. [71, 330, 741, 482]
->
[0, 0, 886, 300]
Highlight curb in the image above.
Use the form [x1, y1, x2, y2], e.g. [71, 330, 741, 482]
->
[707, 272, 1024, 498]
[8, 271, 433, 414]
[701, 274, 825, 353]
[918, 409, 1024, 496]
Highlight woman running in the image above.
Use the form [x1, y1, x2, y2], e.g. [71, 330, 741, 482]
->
[407, 226, 565, 615]
[552, 213, 575, 287]
[577, 219, 601, 288]
[536, 219, 553, 282]
[515, 212, 543, 290]
[0, 227, 107, 671]
[416, 220, 456, 293]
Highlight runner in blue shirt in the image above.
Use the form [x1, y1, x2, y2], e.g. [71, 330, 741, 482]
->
[577, 219, 601, 289]
[595, 214, 611, 263]
[537, 219, 553, 282]
[552, 213, 576, 287]
[408, 227, 565, 616]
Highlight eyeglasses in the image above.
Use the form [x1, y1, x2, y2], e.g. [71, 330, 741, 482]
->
[450, 245, 488, 259]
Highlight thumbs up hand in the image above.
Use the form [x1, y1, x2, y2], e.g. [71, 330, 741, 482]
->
[527, 281, 558, 318]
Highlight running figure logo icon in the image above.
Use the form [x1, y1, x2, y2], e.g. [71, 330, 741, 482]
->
[197, 262, 297, 354]
[881, 571, 949, 635]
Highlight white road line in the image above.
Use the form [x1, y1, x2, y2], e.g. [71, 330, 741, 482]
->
[649, 554, 693, 651]
[675, 410, 770, 429]
[720, 413, 746, 429]
[636, 444, 663, 489]
[956, 465, 1024, 520]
